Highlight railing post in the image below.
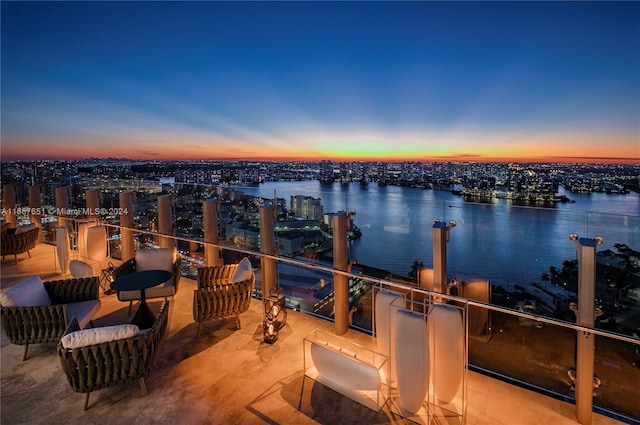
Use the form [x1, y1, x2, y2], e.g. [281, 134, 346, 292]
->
[157, 194, 173, 249]
[55, 186, 70, 229]
[203, 199, 222, 267]
[259, 204, 276, 301]
[29, 185, 43, 242]
[432, 219, 456, 295]
[119, 192, 135, 260]
[570, 233, 602, 425]
[333, 211, 352, 335]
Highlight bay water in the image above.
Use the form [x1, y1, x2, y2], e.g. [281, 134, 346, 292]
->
[237, 181, 640, 287]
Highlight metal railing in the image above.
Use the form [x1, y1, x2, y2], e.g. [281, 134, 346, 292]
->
[34, 213, 640, 423]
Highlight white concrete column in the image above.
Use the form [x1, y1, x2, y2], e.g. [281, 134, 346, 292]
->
[259, 204, 276, 301]
[157, 194, 173, 249]
[119, 192, 135, 260]
[29, 186, 43, 242]
[86, 189, 100, 216]
[203, 199, 222, 266]
[333, 211, 350, 335]
[570, 234, 601, 425]
[55, 186, 70, 228]
[3, 183, 17, 227]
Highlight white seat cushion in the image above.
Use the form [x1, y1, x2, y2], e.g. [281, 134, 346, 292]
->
[231, 257, 253, 283]
[61, 323, 139, 349]
[0, 275, 51, 307]
[67, 299, 102, 329]
[117, 282, 176, 301]
[136, 248, 175, 273]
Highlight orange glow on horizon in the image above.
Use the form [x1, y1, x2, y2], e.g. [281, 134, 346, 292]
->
[1, 133, 638, 164]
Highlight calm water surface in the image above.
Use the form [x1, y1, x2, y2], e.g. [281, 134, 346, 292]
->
[237, 182, 640, 285]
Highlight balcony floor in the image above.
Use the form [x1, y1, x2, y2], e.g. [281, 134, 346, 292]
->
[1, 244, 627, 425]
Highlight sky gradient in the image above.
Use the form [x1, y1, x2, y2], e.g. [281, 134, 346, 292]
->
[2, 1, 639, 163]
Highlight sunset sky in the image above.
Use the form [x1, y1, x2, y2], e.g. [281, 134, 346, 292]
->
[1, 1, 639, 163]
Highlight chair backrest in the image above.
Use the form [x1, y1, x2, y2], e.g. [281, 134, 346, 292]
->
[197, 264, 238, 288]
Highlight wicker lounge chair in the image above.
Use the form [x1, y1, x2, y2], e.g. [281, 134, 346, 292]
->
[193, 259, 255, 336]
[1, 226, 39, 264]
[0, 276, 101, 360]
[57, 301, 170, 410]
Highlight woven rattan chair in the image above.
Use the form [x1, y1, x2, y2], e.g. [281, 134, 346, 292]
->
[193, 262, 255, 336]
[0, 276, 100, 360]
[57, 301, 170, 410]
[1, 226, 39, 264]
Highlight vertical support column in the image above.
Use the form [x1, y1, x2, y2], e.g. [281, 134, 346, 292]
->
[157, 194, 173, 249]
[432, 219, 456, 295]
[86, 189, 100, 216]
[570, 234, 601, 425]
[259, 204, 276, 301]
[55, 186, 70, 228]
[333, 211, 350, 335]
[203, 199, 222, 267]
[3, 183, 17, 227]
[119, 192, 135, 261]
[29, 186, 43, 242]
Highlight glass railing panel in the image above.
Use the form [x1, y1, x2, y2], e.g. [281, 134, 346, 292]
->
[273, 259, 335, 319]
[467, 306, 576, 400]
[348, 275, 377, 334]
[594, 334, 640, 421]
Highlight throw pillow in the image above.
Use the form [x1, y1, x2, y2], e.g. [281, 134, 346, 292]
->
[0, 275, 51, 307]
[231, 257, 253, 283]
[136, 248, 175, 272]
[60, 324, 140, 349]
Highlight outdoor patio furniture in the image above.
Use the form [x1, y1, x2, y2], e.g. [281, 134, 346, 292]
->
[193, 258, 255, 336]
[1, 225, 39, 264]
[57, 301, 170, 410]
[0, 275, 101, 360]
[112, 248, 182, 315]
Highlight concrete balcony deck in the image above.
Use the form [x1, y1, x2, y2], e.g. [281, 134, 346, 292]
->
[1, 243, 626, 425]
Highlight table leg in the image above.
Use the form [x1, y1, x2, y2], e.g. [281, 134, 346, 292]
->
[131, 290, 156, 329]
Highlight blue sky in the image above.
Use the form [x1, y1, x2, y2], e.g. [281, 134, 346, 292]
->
[2, 1, 639, 162]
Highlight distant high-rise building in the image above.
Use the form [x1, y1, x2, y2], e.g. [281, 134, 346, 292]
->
[290, 195, 323, 221]
[319, 160, 333, 184]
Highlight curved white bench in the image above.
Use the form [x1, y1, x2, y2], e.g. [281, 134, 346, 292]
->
[304, 330, 388, 412]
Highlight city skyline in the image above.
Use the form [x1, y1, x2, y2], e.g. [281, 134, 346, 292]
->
[1, 1, 639, 164]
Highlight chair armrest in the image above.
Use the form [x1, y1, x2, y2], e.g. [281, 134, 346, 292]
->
[112, 258, 136, 279]
[1, 304, 69, 345]
[44, 277, 99, 304]
[61, 316, 82, 337]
